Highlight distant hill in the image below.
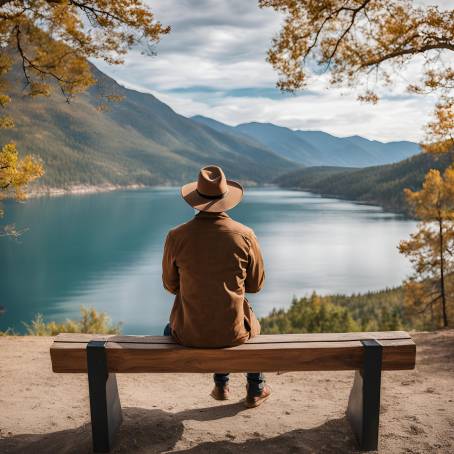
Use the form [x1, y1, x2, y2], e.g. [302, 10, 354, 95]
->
[192, 116, 420, 167]
[1, 59, 425, 191]
[1, 64, 293, 189]
[274, 151, 454, 215]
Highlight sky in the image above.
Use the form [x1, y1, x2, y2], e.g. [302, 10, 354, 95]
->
[95, 0, 452, 143]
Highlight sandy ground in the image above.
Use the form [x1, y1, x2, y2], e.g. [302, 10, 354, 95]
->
[0, 331, 453, 454]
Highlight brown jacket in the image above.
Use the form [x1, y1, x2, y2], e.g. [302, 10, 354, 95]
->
[162, 211, 265, 348]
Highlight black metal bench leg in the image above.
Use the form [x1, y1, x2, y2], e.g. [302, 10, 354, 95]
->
[87, 340, 123, 453]
[347, 339, 383, 451]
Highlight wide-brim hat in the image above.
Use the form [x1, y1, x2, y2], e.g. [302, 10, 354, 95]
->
[181, 165, 243, 212]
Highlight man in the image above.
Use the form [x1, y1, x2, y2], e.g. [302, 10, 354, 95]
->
[162, 165, 271, 408]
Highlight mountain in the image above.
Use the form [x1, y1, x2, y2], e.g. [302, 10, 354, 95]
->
[191, 116, 420, 167]
[343, 135, 420, 164]
[190, 115, 240, 137]
[1, 64, 293, 189]
[190, 115, 282, 158]
[274, 151, 454, 215]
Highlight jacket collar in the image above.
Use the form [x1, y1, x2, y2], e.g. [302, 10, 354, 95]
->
[195, 211, 230, 220]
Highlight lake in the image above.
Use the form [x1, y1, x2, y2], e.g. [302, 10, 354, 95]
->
[0, 187, 416, 334]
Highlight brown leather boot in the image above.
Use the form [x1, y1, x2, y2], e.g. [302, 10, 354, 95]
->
[245, 384, 271, 408]
[210, 384, 230, 401]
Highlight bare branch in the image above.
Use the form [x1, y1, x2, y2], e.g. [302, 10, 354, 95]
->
[326, 0, 372, 68]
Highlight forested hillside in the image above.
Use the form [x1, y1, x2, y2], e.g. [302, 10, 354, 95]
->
[0, 59, 424, 191]
[1, 64, 293, 189]
[275, 151, 454, 215]
[260, 287, 410, 334]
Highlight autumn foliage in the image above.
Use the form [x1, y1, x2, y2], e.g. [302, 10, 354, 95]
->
[0, 143, 43, 205]
[0, 0, 169, 100]
[260, 0, 454, 151]
[0, 0, 169, 233]
[399, 166, 454, 328]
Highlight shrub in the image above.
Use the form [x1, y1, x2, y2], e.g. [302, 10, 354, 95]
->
[0, 328, 18, 336]
[22, 307, 122, 336]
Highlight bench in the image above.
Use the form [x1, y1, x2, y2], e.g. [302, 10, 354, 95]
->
[50, 331, 416, 453]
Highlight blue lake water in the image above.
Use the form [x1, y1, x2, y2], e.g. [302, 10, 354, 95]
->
[0, 188, 416, 334]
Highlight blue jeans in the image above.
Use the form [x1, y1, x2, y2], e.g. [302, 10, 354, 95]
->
[163, 323, 265, 396]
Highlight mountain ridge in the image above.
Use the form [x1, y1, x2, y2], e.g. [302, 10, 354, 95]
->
[1, 63, 294, 189]
[1, 60, 422, 191]
[192, 115, 420, 167]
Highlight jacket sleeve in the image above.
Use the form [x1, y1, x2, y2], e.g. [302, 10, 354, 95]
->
[162, 231, 179, 295]
[245, 232, 265, 293]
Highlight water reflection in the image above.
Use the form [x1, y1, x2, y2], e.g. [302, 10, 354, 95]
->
[0, 188, 416, 334]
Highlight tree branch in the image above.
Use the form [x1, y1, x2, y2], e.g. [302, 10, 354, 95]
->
[326, 0, 372, 68]
[15, 26, 31, 86]
[15, 25, 81, 89]
[416, 294, 442, 314]
[360, 43, 454, 69]
[69, 0, 125, 24]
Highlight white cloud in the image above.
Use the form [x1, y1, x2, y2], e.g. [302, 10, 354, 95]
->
[94, 0, 447, 142]
[149, 88, 436, 142]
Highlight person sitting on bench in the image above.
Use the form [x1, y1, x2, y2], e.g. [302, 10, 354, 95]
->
[162, 165, 271, 408]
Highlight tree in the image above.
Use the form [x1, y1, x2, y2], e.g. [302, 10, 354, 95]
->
[260, 292, 361, 334]
[0, 0, 169, 233]
[0, 142, 43, 237]
[259, 0, 453, 151]
[399, 166, 454, 328]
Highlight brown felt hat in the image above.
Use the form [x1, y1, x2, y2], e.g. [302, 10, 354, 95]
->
[181, 165, 243, 212]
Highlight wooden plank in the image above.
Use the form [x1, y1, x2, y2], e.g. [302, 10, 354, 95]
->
[50, 342, 87, 373]
[380, 338, 417, 371]
[53, 331, 411, 345]
[50, 337, 416, 373]
[53, 333, 173, 344]
[249, 332, 411, 343]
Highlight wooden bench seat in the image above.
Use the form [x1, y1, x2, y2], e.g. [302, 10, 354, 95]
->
[50, 331, 416, 452]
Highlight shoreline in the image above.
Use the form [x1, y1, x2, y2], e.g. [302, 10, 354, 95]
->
[26, 183, 151, 199]
[283, 186, 412, 218]
[24, 181, 264, 199]
[17, 183, 410, 219]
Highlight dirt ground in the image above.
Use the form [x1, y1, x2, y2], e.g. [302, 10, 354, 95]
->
[0, 330, 453, 453]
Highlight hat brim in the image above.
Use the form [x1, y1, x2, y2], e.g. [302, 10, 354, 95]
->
[180, 180, 244, 212]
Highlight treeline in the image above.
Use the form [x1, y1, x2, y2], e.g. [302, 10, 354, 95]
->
[259, 287, 420, 334]
[275, 151, 454, 215]
[0, 286, 444, 336]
